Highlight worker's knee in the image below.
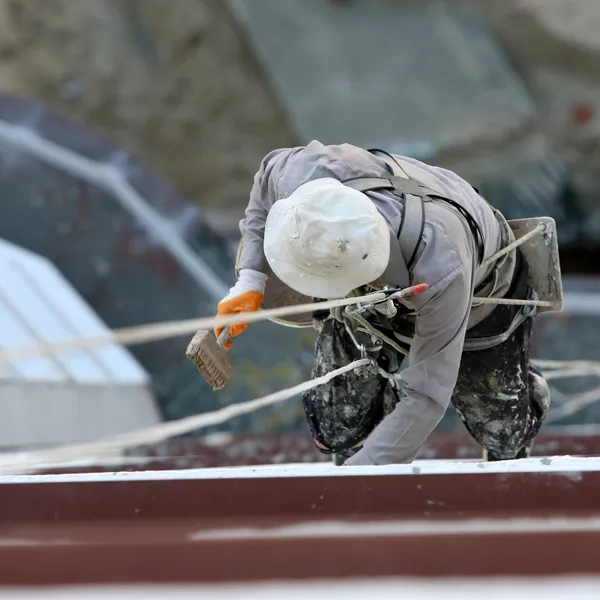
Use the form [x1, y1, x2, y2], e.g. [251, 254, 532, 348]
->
[305, 375, 401, 454]
[302, 318, 386, 453]
[456, 365, 551, 461]
[303, 374, 397, 454]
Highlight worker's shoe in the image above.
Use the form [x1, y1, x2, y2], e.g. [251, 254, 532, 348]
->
[483, 445, 531, 462]
[332, 445, 363, 466]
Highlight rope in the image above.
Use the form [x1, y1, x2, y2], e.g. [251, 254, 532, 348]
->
[0, 120, 228, 300]
[546, 385, 600, 424]
[543, 368, 600, 381]
[533, 359, 600, 371]
[0, 354, 597, 475]
[344, 306, 409, 356]
[473, 297, 553, 307]
[0, 358, 371, 475]
[533, 359, 600, 424]
[0, 292, 552, 366]
[474, 222, 553, 307]
[0, 211, 580, 475]
[0, 291, 389, 366]
[481, 223, 545, 267]
[0, 215, 554, 365]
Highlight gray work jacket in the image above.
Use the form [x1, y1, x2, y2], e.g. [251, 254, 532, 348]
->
[237, 141, 516, 465]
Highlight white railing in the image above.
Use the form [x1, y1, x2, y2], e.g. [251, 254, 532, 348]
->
[0, 120, 229, 300]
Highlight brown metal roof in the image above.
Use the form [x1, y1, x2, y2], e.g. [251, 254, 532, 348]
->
[0, 432, 599, 587]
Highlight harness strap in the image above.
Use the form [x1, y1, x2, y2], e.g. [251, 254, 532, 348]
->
[342, 175, 431, 269]
[341, 149, 486, 269]
[398, 194, 426, 268]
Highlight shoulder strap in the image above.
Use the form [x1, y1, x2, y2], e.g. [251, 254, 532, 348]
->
[342, 149, 485, 266]
[398, 194, 426, 268]
[343, 175, 427, 269]
[342, 168, 431, 270]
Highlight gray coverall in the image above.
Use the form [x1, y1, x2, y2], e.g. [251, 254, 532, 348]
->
[236, 140, 550, 465]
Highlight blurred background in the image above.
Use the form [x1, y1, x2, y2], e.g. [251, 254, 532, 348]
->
[2, 0, 600, 467]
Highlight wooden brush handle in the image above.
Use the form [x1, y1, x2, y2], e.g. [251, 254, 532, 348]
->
[217, 329, 231, 347]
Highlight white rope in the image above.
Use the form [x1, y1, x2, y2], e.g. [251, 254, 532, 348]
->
[475, 223, 553, 307]
[0, 292, 552, 366]
[345, 306, 409, 356]
[377, 366, 404, 383]
[473, 297, 554, 307]
[1, 353, 597, 475]
[0, 213, 584, 475]
[0, 200, 555, 365]
[0, 121, 228, 300]
[2, 351, 600, 475]
[546, 385, 600, 423]
[533, 359, 600, 371]
[481, 223, 545, 267]
[543, 367, 600, 381]
[529, 359, 600, 423]
[0, 291, 389, 366]
[533, 359, 600, 423]
[0, 358, 370, 475]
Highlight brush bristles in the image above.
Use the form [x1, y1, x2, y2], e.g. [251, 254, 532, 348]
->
[191, 347, 231, 390]
[186, 330, 233, 390]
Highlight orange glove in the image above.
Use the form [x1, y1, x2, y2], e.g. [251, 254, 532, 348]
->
[214, 269, 268, 349]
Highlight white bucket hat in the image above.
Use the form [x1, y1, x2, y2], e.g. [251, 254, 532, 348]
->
[263, 178, 391, 299]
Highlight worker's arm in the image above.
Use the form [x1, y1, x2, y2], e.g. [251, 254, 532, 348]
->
[237, 148, 300, 273]
[215, 148, 294, 344]
[218, 142, 343, 345]
[345, 260, 474, 466]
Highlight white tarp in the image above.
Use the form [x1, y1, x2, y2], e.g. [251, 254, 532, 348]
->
[0, 238, 161, 448]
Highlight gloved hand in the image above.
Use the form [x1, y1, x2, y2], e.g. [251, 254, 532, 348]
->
[214, 269, 268, 349]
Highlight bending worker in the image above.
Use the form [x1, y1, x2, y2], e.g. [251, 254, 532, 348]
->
[212, 140, 552, 466]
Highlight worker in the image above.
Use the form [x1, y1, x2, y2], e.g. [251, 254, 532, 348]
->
[213, 140, 551, 466]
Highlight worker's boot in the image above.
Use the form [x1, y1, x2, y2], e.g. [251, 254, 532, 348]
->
[332, 446, 362, 466]
[483, 445, 531, 462]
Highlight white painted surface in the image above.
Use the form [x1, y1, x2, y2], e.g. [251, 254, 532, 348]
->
[0, 455, 596, 484]
[190, 516, 600, 541]
[0, 237, 148, 384]
[0, 381, 160, 448]
[0, 578, 599, 599]
[0, 238, 161, 447]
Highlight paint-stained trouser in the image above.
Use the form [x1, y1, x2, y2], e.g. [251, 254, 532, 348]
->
[302, 253, 551, 462]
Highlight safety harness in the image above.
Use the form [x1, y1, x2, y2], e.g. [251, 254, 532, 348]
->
[342, 148, 486, 269]
[329, 148, 538, 369]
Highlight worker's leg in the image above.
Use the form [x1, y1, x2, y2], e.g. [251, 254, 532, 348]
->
[451, 255, 550, 460]
[301, 318, 400, 457]
[451, 321, 549, 460]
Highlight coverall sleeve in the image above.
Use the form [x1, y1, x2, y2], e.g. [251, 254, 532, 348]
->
[345, 263, 474, 465]
[236, 149, 288, 273]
